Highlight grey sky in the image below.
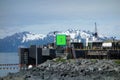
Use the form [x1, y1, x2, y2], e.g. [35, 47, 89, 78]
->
[0, 0, 120, 39]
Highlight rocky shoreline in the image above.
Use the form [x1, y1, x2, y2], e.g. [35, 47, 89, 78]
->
[1, 58, 120, 80]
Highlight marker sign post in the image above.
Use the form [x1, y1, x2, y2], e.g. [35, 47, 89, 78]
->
[56, 34, 66, 46]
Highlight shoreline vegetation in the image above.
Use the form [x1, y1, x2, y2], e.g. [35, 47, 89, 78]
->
[1, 58, 120, 80]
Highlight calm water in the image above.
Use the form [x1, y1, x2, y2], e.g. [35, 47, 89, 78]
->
[0, 52, 19, 77]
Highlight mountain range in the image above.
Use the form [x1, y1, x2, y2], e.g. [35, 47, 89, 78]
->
[0, 29, 109, 52]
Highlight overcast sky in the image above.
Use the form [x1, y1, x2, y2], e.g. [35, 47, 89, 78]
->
[0, 0, 120, 39]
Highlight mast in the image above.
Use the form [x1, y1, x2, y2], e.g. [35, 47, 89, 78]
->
[94, 22, 98, 38]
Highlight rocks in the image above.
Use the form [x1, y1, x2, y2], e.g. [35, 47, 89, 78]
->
[1, 59, 120, 80]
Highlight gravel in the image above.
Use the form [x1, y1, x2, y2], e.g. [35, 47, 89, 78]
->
[1, 59, 120, 80]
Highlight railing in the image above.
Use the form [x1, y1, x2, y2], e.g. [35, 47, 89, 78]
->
[0, 64, 19, 70]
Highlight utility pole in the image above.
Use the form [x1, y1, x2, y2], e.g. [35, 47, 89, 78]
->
[94, 22, 98, 38]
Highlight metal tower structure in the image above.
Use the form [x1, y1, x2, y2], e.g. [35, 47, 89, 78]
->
[94, 22, 98, 38]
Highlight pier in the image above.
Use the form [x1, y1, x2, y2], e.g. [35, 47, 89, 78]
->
[0, 64, 19, 70]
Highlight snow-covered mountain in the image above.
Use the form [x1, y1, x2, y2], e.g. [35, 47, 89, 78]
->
[21, 32, 45, 43]
[53, 29, 108, 42]
[0, 29, 109, 52]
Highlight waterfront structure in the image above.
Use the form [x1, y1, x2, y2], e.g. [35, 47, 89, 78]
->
[19, 45, 43, 70]
[29, 45, 42, 66]
[19, 48, 29, 69]
[19, 45, 56, 70]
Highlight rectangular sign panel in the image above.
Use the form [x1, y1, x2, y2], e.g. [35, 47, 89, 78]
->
[56, 34, 66, 46]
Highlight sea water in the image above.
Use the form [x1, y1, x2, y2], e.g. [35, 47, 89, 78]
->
[0, 52, 19, 77]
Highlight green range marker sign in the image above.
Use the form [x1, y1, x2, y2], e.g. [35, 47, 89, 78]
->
[56, 34, 66, 46]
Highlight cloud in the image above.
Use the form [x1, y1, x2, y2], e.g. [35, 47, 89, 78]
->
[0, 0, 120, 39]
[1, 0, 120, 17]
[0, 26, 21, 39]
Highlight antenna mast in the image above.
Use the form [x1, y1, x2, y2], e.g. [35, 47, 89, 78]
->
[94, 22, 98, 38]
